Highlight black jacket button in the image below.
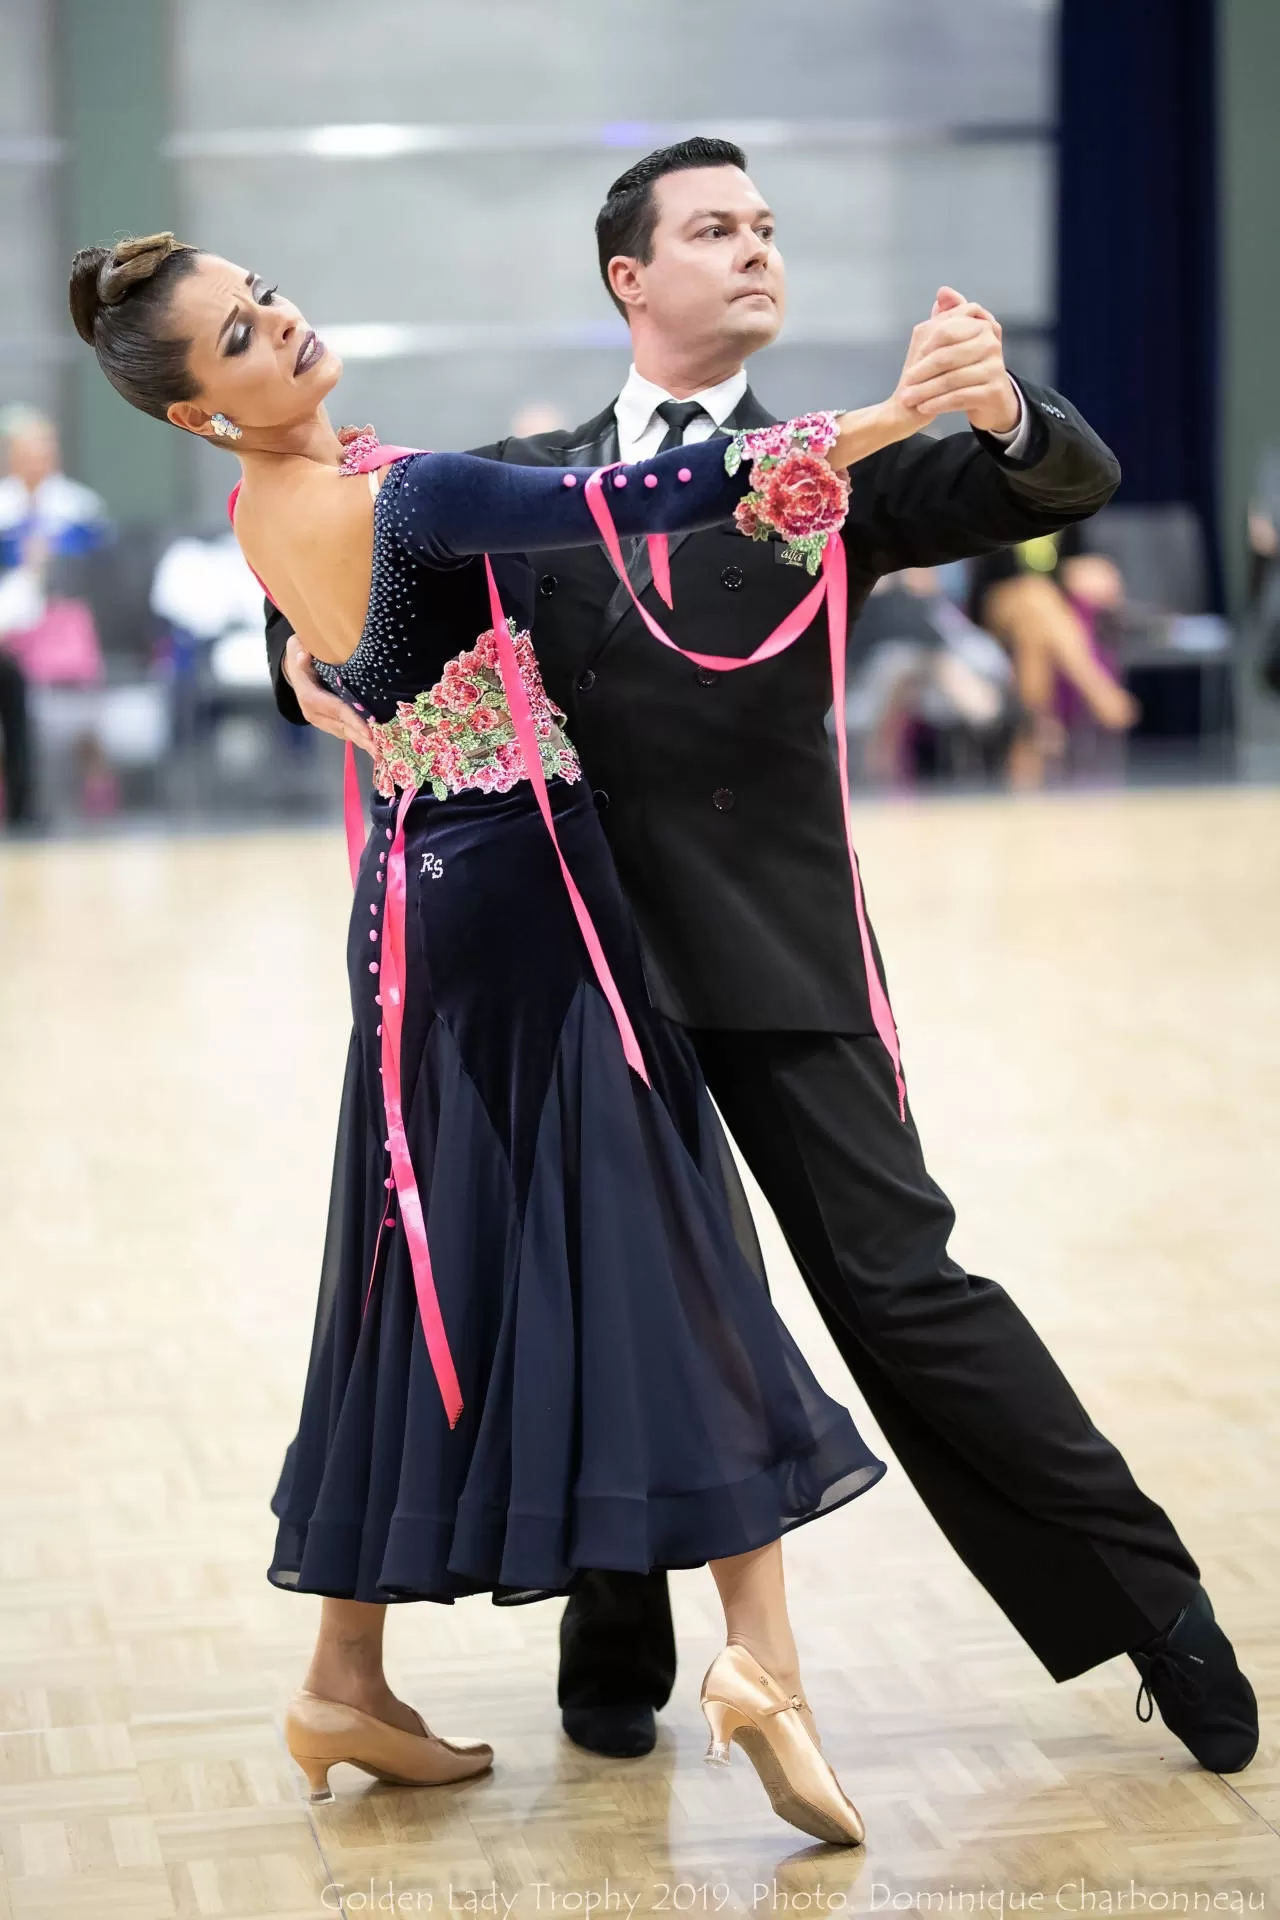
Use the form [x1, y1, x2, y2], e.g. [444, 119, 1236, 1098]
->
[720, 565, 745, 591]
[593, 788, 610, 811]
[713, 787, 735, 811]
[577, 669, 596, 692]
[538, 574, 558, 596]
[696, 667, 717, 687]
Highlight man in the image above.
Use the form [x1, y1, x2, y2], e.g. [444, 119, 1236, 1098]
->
[266, 139, 1257, 1775]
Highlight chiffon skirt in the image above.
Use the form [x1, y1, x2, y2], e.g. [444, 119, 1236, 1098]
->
[268, 775, 886, 1604]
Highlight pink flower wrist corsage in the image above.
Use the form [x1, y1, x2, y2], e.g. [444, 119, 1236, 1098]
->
[724, 409, 850, 575]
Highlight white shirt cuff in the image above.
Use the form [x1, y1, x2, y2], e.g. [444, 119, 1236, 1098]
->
[982, 379, 1032, 460]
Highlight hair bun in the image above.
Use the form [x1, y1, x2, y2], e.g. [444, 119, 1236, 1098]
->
[68, 233, 186, 343]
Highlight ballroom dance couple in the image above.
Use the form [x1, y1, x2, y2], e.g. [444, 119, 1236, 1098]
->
[69, 136, 1256, 1846]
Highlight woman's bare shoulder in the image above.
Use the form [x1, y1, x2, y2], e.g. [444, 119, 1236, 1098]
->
[233, 463, 376, 660]
[238, 464, 371, 568]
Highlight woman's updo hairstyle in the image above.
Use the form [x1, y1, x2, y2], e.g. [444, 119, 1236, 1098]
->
[69, 233, 203, 421]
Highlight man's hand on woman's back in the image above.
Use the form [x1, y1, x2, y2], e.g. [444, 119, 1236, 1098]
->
[282, 631, 375, 754]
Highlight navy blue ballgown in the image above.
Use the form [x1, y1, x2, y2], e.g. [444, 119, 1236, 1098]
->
[266, 431, 886, 1605]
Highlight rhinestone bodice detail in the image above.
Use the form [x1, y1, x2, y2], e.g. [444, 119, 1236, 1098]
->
[312, 459, 581, 800]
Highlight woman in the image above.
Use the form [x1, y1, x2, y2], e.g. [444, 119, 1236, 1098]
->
[967, 525, 1139, 788]
[70, 234, 919, 1846]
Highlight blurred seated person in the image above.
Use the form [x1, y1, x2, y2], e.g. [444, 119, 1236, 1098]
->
[844, 568, 1020, 786]
[0, 406, 113, 822]
[0, 405, 109, 688]
[968, 520, 1140, 788]
[0, 535, 45, 824]
[1247, 442, 1280, 694]
[0, 405, 111, 568]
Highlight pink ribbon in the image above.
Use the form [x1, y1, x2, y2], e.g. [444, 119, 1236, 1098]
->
[482, 557, 650, 1085]
[648, 534, 673, 609]
[343, 741, 365, 886]
[227, 470, 464, 1428]
[580, 468, 906, 1120]
[378, 782, 465, 1427]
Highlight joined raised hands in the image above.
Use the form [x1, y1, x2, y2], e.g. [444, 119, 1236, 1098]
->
[895, 285, 1020, 435]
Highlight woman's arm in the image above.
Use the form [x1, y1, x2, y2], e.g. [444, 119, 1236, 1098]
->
[391, 408, 919, 566]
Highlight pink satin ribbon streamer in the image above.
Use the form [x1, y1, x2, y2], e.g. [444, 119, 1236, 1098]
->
[581, 467, 906, 1120]
[482, 556, 650, 1085]
[378, 782, 465, 1427]
[648, 534, 673, 609]
[819, 535, 906, 1119]
[228, 469, 464, 1428]
[343, 740, 365, 887]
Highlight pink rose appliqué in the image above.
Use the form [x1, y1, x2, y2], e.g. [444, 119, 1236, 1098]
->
[724, 408, 849, 573]
[363, 621, 583, 802]
[733, 494, 770, 541]
[759, 450, 850, 541]
[439, 677, 480, 713]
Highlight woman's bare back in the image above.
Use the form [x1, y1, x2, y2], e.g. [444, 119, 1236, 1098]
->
[232, 457, 382, 666]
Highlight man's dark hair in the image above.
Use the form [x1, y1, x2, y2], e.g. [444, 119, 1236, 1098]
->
[595, 136, 748, 317]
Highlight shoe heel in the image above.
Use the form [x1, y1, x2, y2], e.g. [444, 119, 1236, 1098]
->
[701, 1695, 739, 1764]
[291, 1752, 336, 1803]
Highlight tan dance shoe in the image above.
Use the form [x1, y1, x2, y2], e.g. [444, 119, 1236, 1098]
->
[699, 1645, 864, 1846]
[284, 1688, 493, 1803]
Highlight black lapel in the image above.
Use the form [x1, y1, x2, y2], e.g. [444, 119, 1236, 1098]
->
[728, 388, 780, 433]
[595, 385, 779, 649]
[558, 402, 619, 467]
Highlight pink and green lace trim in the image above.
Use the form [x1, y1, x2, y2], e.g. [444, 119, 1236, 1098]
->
[368, 617, 582, 801]
[724, 409, 850, 575]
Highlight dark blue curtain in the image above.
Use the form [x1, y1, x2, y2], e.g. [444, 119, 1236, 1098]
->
[1055, 0, 1221, 607]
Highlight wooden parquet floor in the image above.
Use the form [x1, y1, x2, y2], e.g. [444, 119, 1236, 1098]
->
[0, 785, 1276, 1918]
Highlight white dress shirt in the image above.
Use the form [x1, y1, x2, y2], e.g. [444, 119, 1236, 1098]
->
[613, 363, 1033, 463]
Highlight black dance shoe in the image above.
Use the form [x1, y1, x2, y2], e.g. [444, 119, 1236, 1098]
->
[561, 1703, 657, 1758]
[1129, 1587, 1258, 1773]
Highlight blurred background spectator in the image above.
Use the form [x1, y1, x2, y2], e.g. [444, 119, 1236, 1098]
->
[1249, 444, 1280, 696]
[966, 526, 1140, 789]
[0, 404, 111, 820]
[839, 569, 1020, 790]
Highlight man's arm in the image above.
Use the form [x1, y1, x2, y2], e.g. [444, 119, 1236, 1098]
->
[844, 375, 1121, 578]
[266, 600, 305, 725]
[266, 600, 375, 752]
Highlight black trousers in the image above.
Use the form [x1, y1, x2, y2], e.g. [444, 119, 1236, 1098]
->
[559, 1029, 1200, 1705]
[0, 652, 33, 824]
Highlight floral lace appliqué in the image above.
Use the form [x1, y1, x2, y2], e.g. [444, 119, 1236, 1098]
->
[367, 618, 583, 802]
[724, 409, 850, 575]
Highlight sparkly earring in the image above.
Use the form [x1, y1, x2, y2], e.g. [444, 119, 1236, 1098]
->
[210, 412, 243, 442]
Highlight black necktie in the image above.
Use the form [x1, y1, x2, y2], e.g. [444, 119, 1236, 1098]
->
[654, 398, 710, 454]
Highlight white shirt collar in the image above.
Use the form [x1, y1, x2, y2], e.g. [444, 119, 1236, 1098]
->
[614, 363, 749, 449]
